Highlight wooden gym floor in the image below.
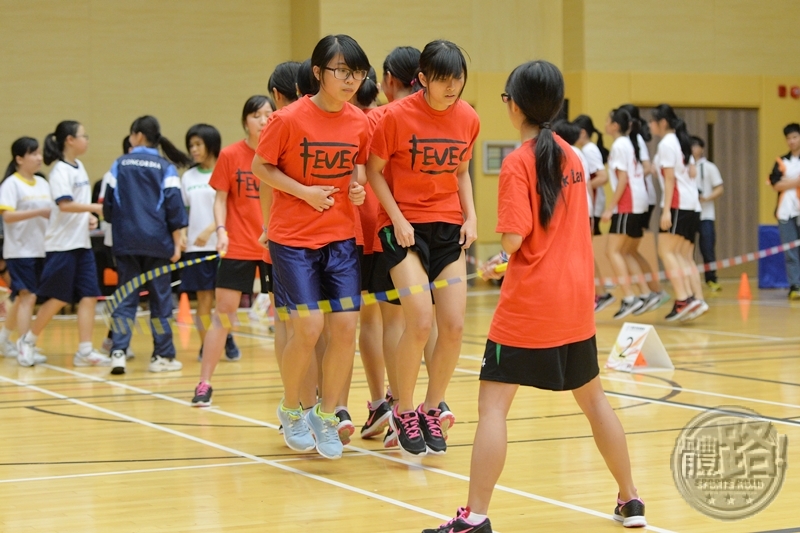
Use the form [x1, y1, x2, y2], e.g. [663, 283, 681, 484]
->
[0, 278, 798, 532]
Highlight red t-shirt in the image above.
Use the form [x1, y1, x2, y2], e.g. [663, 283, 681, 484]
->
[209, 140, 264, 261]
[256, 96, 369, 249]
[369, 90, 480, 230]
[488, 136, 595, 349]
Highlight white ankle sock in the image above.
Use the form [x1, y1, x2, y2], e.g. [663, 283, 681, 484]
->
[78, 342, 93, 356]
[335, 405, 348, 414]
[22, 331, 37, 345]
[0, 327, 9, 343]
[465, 512, 487, 525]
[369, 399, 385, 410]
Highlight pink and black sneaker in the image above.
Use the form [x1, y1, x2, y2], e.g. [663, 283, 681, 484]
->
[421, 507, 492, 533]
[417, 404, 447, 455]
[613, 495, 647, 528]
[389, 405, 427, 456]
[361, 400, 392, 439]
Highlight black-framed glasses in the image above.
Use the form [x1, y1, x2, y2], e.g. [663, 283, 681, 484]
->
[500, 93, 511, 103]
[323, 67, 368, 81]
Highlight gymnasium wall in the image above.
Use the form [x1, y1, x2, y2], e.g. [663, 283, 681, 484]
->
[0, 0, 290, 182]
[567, 0, 800, 227]
[1, 0, 798, 255]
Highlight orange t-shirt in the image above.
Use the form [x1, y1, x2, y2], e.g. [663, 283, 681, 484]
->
[369, 90, 480, 230]
[209, 140, 264, 261]
[488, 135, 595, 349]
[256, 96, 370, 249]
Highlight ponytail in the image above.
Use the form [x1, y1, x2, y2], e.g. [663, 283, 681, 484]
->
[130, 115, 192, 168]
[43, 120, 80, 165]
[505, 61, 565, 229]
[534, 128, 565, 229]
[673, 119, 693, 165]
[652, 104, 691, 164]
[574, 114, 608, 163]
[629, 116, 642, 163]
[4, 137, 40, 181]
[354, 66, 379, 107]
[610, 108, 641, 162]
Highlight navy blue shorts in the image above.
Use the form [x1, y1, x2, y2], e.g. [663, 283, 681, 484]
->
[269, 239, 360, 313]
[7, 257, 44, 297]
[38, 248, 101, 303]
[180, 251, 218, 292]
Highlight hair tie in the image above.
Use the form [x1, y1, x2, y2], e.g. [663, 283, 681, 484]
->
[410, 79, 416, 87]
[541, 122, 552, 129]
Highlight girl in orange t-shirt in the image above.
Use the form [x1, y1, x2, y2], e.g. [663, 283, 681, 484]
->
[367, 40, 479, 457]
[253, 34, 369, 461]
[422, 61, 646, 533]
[191, 95, 273, 407]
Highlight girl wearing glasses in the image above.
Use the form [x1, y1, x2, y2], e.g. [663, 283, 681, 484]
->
[16, 121, 110, 368]
[422, 60, 645, 533]
[253, 34, 370, 460]
[367, 39, 479, 457]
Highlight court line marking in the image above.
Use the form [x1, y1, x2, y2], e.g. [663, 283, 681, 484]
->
[600, 376, 800, 410]
[454, 366, 800, 430]
[39, 364, 674, 533]
[0, 460, 259, 484]
[0, 373, 451, 524]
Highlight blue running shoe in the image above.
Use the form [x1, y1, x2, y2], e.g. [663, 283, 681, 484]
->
[306, 405, 344, 459]
[276, 402, 315, 452]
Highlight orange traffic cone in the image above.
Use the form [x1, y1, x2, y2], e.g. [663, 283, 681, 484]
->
[177, 292, 192, 324]
[738, 272, 752, 300]
[178, 321, 191, 350]
[739, 299, 751, 322]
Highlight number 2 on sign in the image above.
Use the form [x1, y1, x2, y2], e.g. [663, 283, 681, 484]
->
[615, 337, 635, 359]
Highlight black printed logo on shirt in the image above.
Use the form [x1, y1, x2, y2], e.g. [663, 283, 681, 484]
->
[408, 135, 469, 174]
[300, 139, 358, 179]
[562, 168, 585, 187]
[235, 169, 260, 199]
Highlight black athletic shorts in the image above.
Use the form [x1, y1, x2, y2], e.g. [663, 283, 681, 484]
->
[640, 205, 655, 232]
[373, 222, 463, 305]
[216, 258, 271, 294]
[592, 216, 602, 236]
[480, 336, 600, 391]
[358, 246, 378, 293]
[659, 208, 700, 244]
[609, 213, 644, 239]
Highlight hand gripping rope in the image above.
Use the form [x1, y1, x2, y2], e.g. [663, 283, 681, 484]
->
[96, 239, 800, 336]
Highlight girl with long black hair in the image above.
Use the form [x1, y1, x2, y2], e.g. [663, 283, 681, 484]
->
[18, 121, 110, 367]
[423, 61, 645, 533]
[650, 104, 705, 321]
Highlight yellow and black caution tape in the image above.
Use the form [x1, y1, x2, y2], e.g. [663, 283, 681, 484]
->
[103, 253, 221, 315]
[101, 255, 508, 334]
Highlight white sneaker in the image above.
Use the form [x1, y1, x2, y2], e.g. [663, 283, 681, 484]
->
[74, 350, 112, 367]
[148, 355, 182, 373]
[110, 350, 126, 375]
[682, 300, 709, 321]
[1, 338, 18, 358]
[16, 339, 37, 367]
[126, 347, 135, 360]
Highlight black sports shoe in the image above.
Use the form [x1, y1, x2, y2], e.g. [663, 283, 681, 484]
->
[613, 496, 647, 528]
[390, 406, 427, 456]
[422, 507, 493, 533]
[613, 297, 644, 319]
[438, 401, 455, 440]
[191, 382, 213, 407]
[361, 400, 392, 439]
[224, 334, 241, 361]
[417, 404, 447, 454]
[335, 407, 355, 445]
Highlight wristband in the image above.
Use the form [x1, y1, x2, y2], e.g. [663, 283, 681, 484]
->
[216, 225, 226, 233]
[500, 250, 509, 263]
[262, 225, 268, 232]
